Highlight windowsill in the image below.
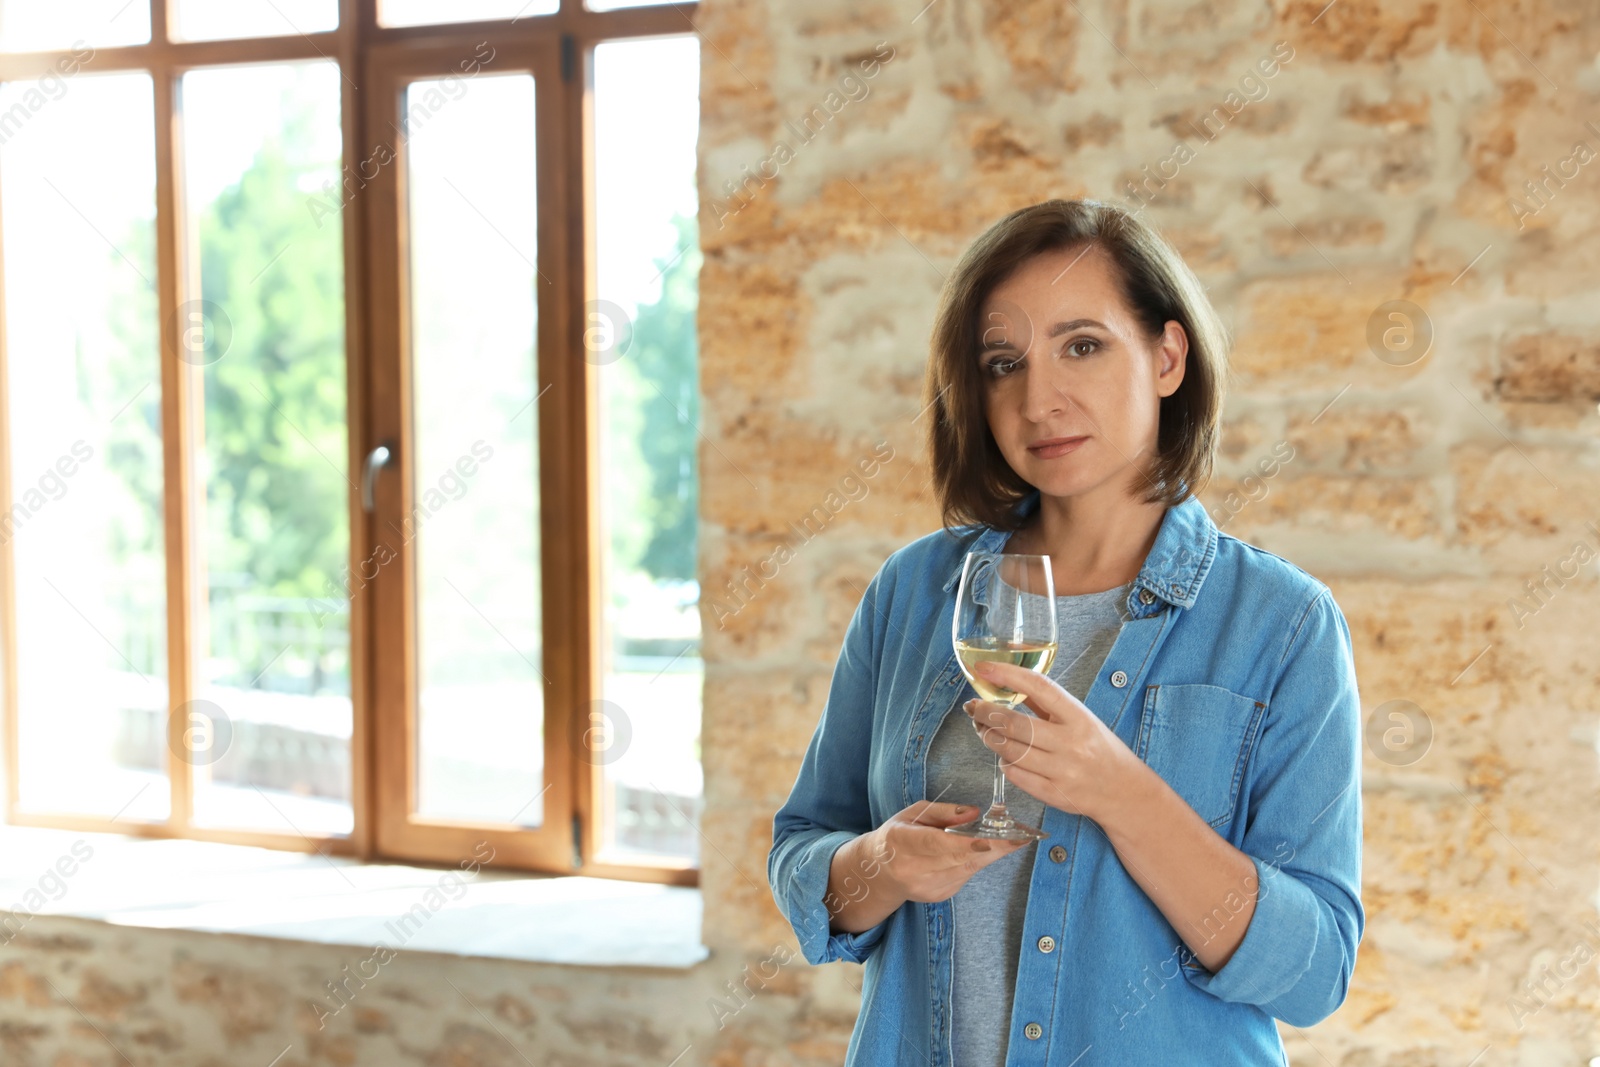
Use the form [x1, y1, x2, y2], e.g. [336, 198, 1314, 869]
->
[0, 825, 709, 970]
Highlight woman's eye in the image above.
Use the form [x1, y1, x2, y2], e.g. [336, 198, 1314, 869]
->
[1066, 338, 1099, 358]
[985, 358, 1019, 378]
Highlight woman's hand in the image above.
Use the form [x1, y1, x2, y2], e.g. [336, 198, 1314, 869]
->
[965, 662, 1276, 977]
[825, 801, 1029, 934]
[874, 800, 1032, 903]
[964, 660, 1139, 824]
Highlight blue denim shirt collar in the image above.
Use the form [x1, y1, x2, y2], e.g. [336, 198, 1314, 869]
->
[940, 485, 1219, 617]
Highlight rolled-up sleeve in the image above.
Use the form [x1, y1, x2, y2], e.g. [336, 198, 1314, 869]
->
[1182, 588, 1364, 1026]
[767, 560, 891, 966]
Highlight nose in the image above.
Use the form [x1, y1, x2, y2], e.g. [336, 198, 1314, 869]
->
[1022, 347, 1066, 423]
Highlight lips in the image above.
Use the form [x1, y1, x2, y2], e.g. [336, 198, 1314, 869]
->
[1027, 436, 1088, 459]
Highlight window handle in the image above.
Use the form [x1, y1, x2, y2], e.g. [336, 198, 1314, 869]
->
[361, 443, 393, 514]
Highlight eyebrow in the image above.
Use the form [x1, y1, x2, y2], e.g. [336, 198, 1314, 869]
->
[978, 317, 1110, 351]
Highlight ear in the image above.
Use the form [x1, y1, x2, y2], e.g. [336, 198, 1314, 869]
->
[1154, 320, 1189, 399]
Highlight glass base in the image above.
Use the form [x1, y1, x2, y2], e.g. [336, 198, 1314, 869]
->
[944, 811, 1048, 842]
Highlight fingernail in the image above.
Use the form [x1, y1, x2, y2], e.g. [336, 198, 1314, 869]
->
[972, 842, 991, 852]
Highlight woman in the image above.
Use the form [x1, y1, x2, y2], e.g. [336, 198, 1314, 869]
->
[767, 198, 1363, 1065]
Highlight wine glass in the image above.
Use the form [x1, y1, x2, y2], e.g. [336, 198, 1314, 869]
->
[946, 550, 1057, 842]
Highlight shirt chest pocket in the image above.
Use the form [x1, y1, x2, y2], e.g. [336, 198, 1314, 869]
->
[1134, 683, 1267, 830]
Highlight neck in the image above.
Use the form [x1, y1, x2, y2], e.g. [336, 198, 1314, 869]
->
[1009, 474, 1168, 596]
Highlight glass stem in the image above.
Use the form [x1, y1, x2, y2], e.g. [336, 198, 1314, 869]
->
[987, 751, 1009, 823]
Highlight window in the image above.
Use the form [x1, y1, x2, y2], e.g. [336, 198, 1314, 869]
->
[0, 0, 702, 885]
[591, 35, 702, 866]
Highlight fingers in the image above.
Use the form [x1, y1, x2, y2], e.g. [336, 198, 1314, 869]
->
[963, 836, 1030, 857]
[899, 800, 983, 830]
[894, 806, 1024, 861]
[952, 837, 1031, 877]
[890, 817, 1033, 900]
[966, 703, 1052, 761]
[888, 803, 981, 860]
[972, 661, 1034, 701]
[903, 836, 1030, 895]
[890, 803, 1032, 898]
[971, 663, 1070, 721]
[927, 830, 1031, 872]
[1000, 763, 1080, 813]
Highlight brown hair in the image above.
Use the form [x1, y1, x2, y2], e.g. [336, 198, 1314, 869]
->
[924, 198, 1229, 533]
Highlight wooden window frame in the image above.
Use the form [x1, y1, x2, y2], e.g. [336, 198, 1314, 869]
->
[0, 0, 700, 886]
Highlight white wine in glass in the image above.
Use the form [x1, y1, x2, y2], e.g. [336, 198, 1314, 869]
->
[947, 550, 1057, 842]
[954, 637, 1057, 704]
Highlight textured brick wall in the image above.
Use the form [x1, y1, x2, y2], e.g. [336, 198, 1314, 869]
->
[3, 2, 1600, 1064]
[0, 916, 722, 1066]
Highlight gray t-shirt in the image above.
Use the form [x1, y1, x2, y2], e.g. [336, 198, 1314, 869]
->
[926, 580, 1132, 1067]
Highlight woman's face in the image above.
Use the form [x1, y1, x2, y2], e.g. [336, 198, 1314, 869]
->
[975, 243, 1189, 503]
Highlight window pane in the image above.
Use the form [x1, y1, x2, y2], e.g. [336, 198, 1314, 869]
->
[405, 74, 544, 825]
[174, 0, 337, 42]
[379, 0, 555, 27]
[0, 0, 150, 52]
[0, 72, 168, 822]
[182, 62, 351, 836]
[592, 36, 701, 864]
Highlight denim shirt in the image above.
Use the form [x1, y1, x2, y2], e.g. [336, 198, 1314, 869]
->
[768, 488, 1364, 1066]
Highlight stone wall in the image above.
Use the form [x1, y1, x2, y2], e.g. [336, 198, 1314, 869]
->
[0, 916, 721, 1066]
[2, 1, 1599, 1064]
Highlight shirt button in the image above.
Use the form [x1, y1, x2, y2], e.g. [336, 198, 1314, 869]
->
[1172, 585, 1186, 598]
[1110, 670, 1128, 688]
[1138, 588, 1155, 605]
[1037, 935, 1056, 953]
[1049, 845, 1067, 863]
[1024, 1022, 1043, 1040]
